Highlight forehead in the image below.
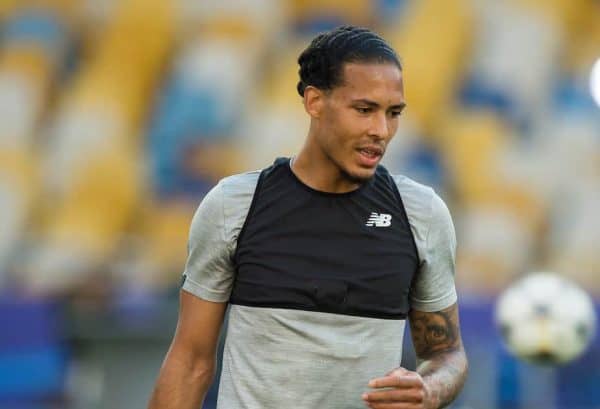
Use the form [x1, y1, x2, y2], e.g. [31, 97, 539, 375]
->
[334, 62, 404, 101]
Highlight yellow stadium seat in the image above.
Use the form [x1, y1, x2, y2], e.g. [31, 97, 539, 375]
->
[20, 0, 81, 20]
[184, 142, 247, 180]
[48, 147, 141, 257]
[438, 111, 508, 203]
[0, 45, 53, 95]
[0, 9, 74, 149]
[498, 185, 543, 230]
[511, 0, 595, 38]
[0, 149, 39, 205]
[260, 41, 307, 107]
[291, 0, 374, 27]
[0, 0, 19, 20]
[200, 16, 264, 42]
[439, 111, 546, 233]
[55, 0, 173, 143]
[138, 200, 196, 286]
[388, 0, 473, 133]
[564, 6, 600, 72]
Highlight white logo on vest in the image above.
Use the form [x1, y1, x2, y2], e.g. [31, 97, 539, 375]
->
[365, 212, 392, 227]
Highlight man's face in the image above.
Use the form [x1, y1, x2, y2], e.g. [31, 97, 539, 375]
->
[316, 62, 405, 183]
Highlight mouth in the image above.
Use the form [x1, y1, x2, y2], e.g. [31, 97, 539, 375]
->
[356, 146, 384, 167]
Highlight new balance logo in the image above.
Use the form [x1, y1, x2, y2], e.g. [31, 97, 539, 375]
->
[366, 212, 392, 227]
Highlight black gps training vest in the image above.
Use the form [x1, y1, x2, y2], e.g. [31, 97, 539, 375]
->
[231, 158, 419, 319]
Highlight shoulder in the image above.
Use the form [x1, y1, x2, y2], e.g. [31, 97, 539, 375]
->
[390, 174, 443, 223]
[191, 170, 261, 218]
[391, 174, 435, 201]
[198, 170, 262, 246]
[390, 174, 455, 257]
[218, 169, 262, 198]
[189, 170, 261, 232]
[199, 170, 261, 211]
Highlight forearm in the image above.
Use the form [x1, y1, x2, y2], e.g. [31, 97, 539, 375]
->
[409, 303, 468, 409]
[416, 347, 468, 409]
[148, 352, 215, 409]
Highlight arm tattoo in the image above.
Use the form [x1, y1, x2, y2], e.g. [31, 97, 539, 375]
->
[409, 303, 468, 408]
[409, 304, 460, 358]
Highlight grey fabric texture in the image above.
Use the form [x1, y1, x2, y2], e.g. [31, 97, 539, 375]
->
[182, 170, 260, 302]
[218, 305, 406, 409]
[391, 174, 458, 312]
[181, 166, 458, 408]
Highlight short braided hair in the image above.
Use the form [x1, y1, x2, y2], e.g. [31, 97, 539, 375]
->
[297, 25, 401, 97]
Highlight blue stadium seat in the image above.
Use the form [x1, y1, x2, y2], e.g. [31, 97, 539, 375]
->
[0, 295, 67, 405]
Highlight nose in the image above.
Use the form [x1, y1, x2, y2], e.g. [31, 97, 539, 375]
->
[368, 112, 390, 140]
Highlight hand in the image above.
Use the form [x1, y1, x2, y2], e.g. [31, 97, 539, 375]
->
[362, 367, 435, 409]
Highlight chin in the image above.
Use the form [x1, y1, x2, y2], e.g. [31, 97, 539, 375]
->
[342, 165, 377, 184]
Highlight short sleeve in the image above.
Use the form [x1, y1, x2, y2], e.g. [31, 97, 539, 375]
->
[409, 192, 458, 312]
[182, 181, 236, 302]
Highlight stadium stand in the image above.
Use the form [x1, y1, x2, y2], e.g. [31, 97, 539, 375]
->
[0, 3, 72, 285]
[20, 0, 173, 294]
[0, 0, 598, 407]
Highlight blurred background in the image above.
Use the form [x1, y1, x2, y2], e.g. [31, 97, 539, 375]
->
[0, 0, 598, 408]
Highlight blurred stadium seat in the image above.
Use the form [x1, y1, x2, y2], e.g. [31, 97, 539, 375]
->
[291, 0, 374, 32]
[0, 295, 67, 405]
[464, 2, 562, 127]
[19, 0, 173, 293]
[512, 0, 595, 37]
[0, 4, 71, 285]
[388, 0, 473, 133]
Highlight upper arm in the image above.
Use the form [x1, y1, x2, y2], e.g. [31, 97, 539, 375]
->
[404, 189, 462, 359]
[410, 191, 457, 313]
[182, 181, 236, 302]
[408, 302, 463, 360]
[170, 289, 228, 361]
[169, 181, 233, 363]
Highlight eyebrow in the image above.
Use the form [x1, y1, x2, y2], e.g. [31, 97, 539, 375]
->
[352, 99, 407, 111]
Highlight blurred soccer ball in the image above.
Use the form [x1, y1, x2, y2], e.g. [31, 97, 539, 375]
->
[495, 272, 596, 365]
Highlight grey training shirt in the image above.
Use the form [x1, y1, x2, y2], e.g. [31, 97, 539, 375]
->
[182, 163, 457, 409]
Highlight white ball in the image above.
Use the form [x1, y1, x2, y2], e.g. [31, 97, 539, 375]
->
[495, 272, 597, 365]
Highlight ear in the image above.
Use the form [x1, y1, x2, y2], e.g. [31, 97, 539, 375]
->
[303, 86, 324, 119]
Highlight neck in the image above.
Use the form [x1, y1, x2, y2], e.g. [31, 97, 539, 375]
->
[291, 133, 361, 194]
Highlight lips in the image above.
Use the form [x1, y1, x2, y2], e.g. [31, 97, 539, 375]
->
[356, 145, 384, 167]
[358, 146, 383, 157]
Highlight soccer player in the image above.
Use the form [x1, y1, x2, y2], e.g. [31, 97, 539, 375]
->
[148, 25, 468, 409]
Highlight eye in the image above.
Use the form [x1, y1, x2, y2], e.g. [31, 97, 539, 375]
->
[355, 107, 371, 114]
[390, 111, 402, 118]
